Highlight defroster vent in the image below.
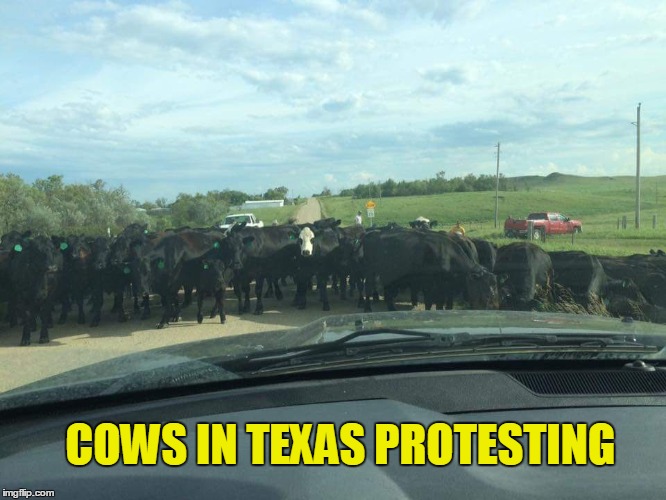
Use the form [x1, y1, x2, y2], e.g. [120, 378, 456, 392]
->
[509, 370, 666, 395]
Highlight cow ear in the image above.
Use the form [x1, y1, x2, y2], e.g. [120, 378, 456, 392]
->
[334, 219, 342, 227]
[242, 236, 254, 246]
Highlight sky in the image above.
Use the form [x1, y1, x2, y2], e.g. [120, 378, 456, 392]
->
[1, 0, 665, 202]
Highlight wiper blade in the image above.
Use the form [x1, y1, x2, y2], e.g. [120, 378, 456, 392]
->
[216, 329, 658, 375]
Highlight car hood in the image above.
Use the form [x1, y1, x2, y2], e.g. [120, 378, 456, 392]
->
[1, 310, 665, 411]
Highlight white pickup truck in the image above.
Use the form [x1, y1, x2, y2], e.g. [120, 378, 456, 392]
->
[218, 213, 265, 230]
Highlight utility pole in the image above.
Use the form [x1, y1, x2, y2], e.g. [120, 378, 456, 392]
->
[494, 142, 501, 229]
[631, 103, 641, 229]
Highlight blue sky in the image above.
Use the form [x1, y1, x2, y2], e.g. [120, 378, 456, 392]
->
[1, 0, 664, 201]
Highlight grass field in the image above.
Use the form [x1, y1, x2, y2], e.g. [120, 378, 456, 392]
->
[319, 174, 666, 256]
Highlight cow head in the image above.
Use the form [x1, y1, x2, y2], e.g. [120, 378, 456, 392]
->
[466, 268, 499, 310]
[90, 237, 111, 271]
[298, 227, 315, 257]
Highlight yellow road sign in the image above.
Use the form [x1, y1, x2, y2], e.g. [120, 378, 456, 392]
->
[365, 200, 376, 209]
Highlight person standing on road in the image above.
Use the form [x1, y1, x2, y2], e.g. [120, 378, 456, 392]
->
[355, 211, 363, 225]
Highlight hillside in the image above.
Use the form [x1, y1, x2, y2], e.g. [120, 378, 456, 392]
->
[320, 174, 666, 256]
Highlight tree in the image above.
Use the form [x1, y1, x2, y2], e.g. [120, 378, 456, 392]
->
[263, 186, 288, 200]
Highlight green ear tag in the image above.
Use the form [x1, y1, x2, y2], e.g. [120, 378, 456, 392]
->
[213, 241, 220, 249]
[60, 242, 69, 251]
[289, 234, 295, 240]
[203, 263, 209, 270]
[144, 229, 149, 234]
[157, 260, 165, 269]
[123, 266, 131, 275]
[13, 244, 22, 252]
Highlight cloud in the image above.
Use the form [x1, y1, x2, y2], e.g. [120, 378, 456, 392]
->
[292, 0, 386, 28]
[418, 64, 470, 85]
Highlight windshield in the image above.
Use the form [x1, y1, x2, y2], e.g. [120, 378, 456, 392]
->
[1, 1, 665, 407]
[224, 215, 250, 224]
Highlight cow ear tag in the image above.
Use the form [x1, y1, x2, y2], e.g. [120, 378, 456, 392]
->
[60, 242, 69, 251]
[157, 260, 165, 269]
[144, 229, 149, 234]
[13, 244, 22, 252]
[123, 266, 131, 274]
[203, 263, 209, 270]
[213, 241, 220, 249]
[289, 234, 295, 240]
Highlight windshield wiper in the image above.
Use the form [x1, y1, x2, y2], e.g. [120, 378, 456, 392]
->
[216, 329, 659, 375]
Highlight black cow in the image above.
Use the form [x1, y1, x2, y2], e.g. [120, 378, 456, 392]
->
[332, 224, 365, 301]
[598, 255, 666, 309]
[9, 236, 62, 345]
[144, 230, 226, 328]
[494, 242, 553, 310]
[225, 224, 301, 315]
[56, 235, 93, 325]
[471, 238, 498, 272]
[107, 223, 153, 322]
[88, 236, 112, 327]
[360, 229, 498, 312]
[549, 251, 608, 304]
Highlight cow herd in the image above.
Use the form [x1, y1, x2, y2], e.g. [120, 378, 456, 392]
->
[1, 218, 665, 346]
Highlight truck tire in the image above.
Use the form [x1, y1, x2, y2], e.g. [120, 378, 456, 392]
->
[533, 228, 544, 241]
[505, 230, 514, 238]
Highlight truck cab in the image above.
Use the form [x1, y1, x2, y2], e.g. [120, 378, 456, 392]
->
[218, 213, 264, 230]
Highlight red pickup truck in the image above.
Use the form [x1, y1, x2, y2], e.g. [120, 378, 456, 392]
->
[504, 212, 582, 241]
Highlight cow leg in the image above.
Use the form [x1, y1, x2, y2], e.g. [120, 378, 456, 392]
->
[233, 280, 243, 315]
[19, 308, 31, 346]
[339, 273, 347, 300]
[216, 288, 226, 324]
[133, 286, 141, 314]
[254, 276, 265, 315]
[332, 274, 339, 295]
[39, 304, 51, 344]
[141, 293, 151, 320]
[264, 280, 274, 298]
[110, 293, 121, 314]
[385, 285, 398, 311]
[318, 274, 330, 311]
[115, 289, 129, 322]
[363, 273, 375, 312]
[182, 285, 193, 308]
[171, 293, 181, 322]
[280, 277, 288, 286]
[197, 291, 205, 324]
[242, 281, 251, 313]
[274, 278, 284, 301]
[58, 295, 71, 324]
[76, 292, 86, 324]
[157, 295, 171, 329]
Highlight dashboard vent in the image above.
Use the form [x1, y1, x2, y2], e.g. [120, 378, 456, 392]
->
[509, 370, 666, 395]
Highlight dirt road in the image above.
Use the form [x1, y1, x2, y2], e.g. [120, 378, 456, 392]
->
[296, 197, 322, 223]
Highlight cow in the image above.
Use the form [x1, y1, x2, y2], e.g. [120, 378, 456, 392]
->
[55, 235, 93, 325]
[106, 223, 152, 322]
[359, 228, 499, 312]
[292, 224, 343, 311]
[471, 238, 498, 272]
[143, 229, 226, 328]
[598, 255, 666, 309]
[8, 235, 63, 346]
[494, 242, 554, 310]
[88, 236, 112, 327]
[224, 224, 301, 315]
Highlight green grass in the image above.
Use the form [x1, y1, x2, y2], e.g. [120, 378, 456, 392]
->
[319, 174, 666, 256]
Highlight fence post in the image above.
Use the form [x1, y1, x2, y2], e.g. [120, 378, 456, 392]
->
[617, 218, 620, 230]
[653, 214, 657, 229]
[527, 220, 534, 240]
[622, 215, 627, 229]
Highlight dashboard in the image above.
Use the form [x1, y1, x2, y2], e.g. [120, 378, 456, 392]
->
[1, 367, 665, 499]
